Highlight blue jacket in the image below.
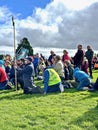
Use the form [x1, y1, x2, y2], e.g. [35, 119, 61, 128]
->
[18, 63, 34, 89]
[48, 54, 56, 64]
[73, 67, 90, 82]
[33, 57, 39, 66]
[19, 63, 34, 80]
[9, 65, 15, 79]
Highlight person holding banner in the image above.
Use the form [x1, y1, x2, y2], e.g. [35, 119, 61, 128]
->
[16, 57, 34, 94]
[17, 57, 43, 94]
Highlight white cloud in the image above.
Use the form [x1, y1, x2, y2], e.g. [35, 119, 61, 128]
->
[0, 6, 11, 22]
[0, 0, 98, 55]
[53, 0, 98, 10]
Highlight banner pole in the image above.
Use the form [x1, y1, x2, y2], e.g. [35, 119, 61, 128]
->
[12, 16, 17, 91]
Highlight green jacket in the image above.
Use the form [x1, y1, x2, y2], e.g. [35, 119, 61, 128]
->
[85, 49, 94, 61]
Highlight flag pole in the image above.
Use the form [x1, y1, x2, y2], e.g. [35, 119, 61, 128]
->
[12, 16, 17, 91]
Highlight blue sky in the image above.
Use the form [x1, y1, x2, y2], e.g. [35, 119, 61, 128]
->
[0, 0, 52, 18]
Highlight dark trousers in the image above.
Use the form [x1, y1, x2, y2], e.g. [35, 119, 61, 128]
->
[0, 80, 8, 90]
[88, 61, 92, 77]
[34, 65, 38, 77]
[47, 83, 60, 93]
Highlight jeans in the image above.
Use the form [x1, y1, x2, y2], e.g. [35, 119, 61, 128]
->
[77, 78, 90, 90]
[0, 80, 8, 90]
[88, 61, 92, 77]
[47, 83, 61, 93]
[34, 65, 39, 77]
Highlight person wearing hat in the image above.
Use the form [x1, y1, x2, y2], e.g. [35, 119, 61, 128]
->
[17, 57, 35, 94]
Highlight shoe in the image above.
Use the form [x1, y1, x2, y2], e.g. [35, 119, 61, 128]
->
[6, 82, 13, 89]
[88, 88, 96, 92]
[7, 82, 13, 87]
[6, 85, 12, 90]
[88, 84, 93, 89]
[64, 85, 69, 89]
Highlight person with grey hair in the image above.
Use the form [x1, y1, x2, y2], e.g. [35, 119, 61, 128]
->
[54, 55, 65, 83]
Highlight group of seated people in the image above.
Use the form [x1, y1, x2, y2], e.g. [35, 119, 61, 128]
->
[0, 46, 98, 94]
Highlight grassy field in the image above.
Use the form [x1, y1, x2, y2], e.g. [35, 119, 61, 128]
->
[0, 70, 98, 130]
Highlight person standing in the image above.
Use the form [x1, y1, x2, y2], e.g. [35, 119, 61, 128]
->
[33, 53, 40, 77]
[62, 50, 72, 63]
[85, 45, 94, 78]
[73, 44, 84, 69]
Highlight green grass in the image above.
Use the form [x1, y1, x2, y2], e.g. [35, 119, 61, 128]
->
[0, 70, 98, 130]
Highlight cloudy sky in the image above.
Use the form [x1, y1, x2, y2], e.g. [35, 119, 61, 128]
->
[0, 0, 98, 54]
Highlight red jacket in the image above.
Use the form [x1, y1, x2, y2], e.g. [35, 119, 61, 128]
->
[62, 54, 71, 62]
[0, 67, 8, 82]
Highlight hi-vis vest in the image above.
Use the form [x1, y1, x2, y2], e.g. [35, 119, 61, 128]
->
[47, 68, 61, 86]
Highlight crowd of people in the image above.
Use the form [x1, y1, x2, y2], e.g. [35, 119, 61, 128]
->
[0, 44, 98, 94]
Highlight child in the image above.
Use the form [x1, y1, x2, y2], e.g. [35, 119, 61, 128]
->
[81, 57, 88, 74]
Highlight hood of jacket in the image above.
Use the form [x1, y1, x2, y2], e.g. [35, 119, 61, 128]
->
[73, 67, 80, 73]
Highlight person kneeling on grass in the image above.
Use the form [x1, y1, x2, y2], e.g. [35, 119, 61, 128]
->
[73, 67, 91, 91]
[17, 57, 43, 94]
[43, 67, 64, 94]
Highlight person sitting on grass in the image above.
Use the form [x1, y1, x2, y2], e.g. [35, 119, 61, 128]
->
[64, 60, 74, 80]
[54, 55, 65, 83]
[4, 60, 11, 78]
[88, 78, 98, 92]
[0, 66, 12, 90]
[48, 50, 56, 66]
[0, 59, 5, 70]
[73, 67, 91, 91]
[37, 57, 46, 80]
[43, 62, 64, 94]
[81, 57, 88, 74]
